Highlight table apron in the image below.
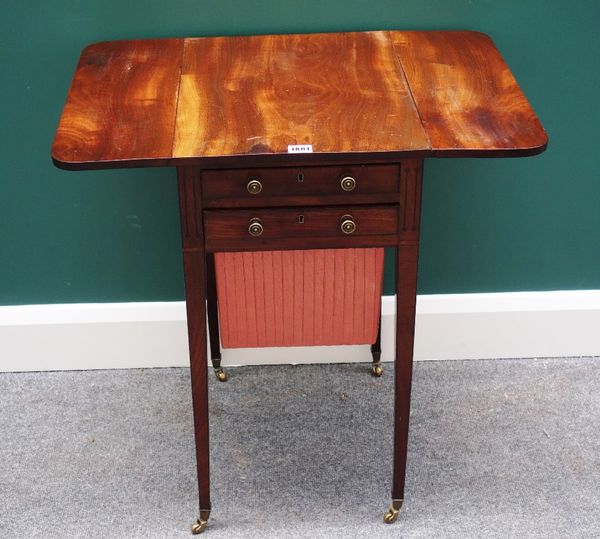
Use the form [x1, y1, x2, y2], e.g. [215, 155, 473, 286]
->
[204, 235, 400, 253]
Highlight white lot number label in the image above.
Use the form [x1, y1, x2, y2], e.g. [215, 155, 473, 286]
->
[287, 144, 313, 153]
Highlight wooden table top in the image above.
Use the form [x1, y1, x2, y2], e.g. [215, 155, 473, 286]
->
[52, 30, 547, 170]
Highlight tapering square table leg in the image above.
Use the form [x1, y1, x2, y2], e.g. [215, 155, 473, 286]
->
[385, 159, 422, 523]
[384, 242, 419, 523]
[177, 167, 212, 533]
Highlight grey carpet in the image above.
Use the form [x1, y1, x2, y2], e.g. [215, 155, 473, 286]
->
[1, 358, 599, 538]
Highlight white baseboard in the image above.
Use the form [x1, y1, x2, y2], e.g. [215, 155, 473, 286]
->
[1, 290, 599, 372]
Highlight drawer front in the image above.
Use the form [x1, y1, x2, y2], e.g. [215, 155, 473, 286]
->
[204, 205, 398, 249]
[202, 164, 400, 206]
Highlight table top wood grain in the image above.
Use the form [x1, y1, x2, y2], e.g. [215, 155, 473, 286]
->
[52, 30, 547, 170]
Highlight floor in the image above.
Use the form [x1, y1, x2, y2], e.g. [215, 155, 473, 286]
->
[1, 357, 599, 538]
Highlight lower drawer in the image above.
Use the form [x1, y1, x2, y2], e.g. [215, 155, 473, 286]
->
[204, 205, 398, 251]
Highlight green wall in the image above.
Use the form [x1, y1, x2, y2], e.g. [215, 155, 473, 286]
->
[1, 1, 599, 305]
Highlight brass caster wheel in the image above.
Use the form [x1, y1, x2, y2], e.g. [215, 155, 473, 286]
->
[383, 506, 398, 524]
[214, 367, 227, 382]
[383, 499, 403, 524]
[191, 519, 207, 534]
[192, 510, 210, 534]
[371, 363, 383, 377]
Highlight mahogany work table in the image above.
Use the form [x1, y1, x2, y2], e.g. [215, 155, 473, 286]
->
[52, 30, 547, 533]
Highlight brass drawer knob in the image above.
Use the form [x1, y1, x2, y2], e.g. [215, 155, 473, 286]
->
[248, 218, 264, 237]
[340, 214, 356, 234]
[340, 176, 356, 191]
[247, 178, 263, 194]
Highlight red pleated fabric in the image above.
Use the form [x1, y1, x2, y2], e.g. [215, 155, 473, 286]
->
[214, 248, 384, 348]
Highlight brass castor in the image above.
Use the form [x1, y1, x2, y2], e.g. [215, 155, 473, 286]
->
[214, 367, 227, 382]
[191, 520, 207, 534]
[383, 499, 403, 524]
[371, 362, 383, 377]
[191, 510, 211, 534]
